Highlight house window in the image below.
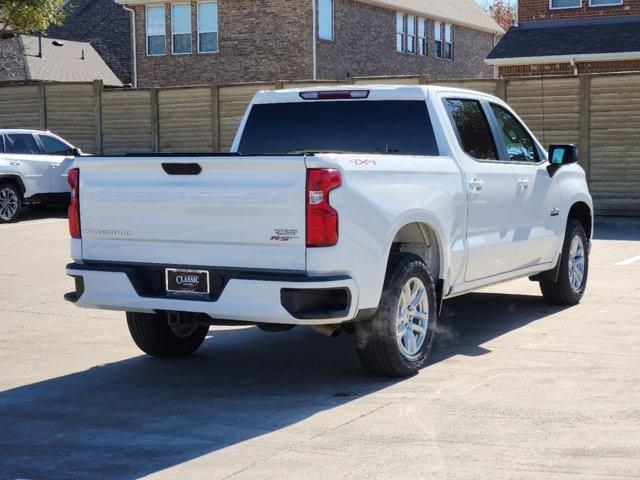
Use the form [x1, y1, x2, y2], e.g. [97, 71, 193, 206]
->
[146, 5, 166, 56]
[550, 0, 581, 8]
[417, 18, 426, 56]
[318, 0, 333, 40]
[198, 1, 218, 53]
[406, 15, 416, 54]
[444, 23, 453, 60]
[172, 3, 192, 54]
[589, 0, 622, 5]
[396, 13, 406, 52]
[434, 21, 442, 58]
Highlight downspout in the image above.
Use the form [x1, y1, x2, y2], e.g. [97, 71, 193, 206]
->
[312, 0, 317, 80]
[122, 4, 138, 87]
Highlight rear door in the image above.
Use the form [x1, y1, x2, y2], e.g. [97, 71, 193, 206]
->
[442, 97, 519, 282]
[4, 133, 50, 194]
[79, 156, 307, 271]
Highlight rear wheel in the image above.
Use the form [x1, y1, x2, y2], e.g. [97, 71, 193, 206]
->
[355, 253, 437, 377]
[126, 311, 209, 357]
[0, 183, 21, 223]
[539, 219, 589, 305]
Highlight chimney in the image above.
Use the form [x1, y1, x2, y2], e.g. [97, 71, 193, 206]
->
[81, 48, 85, 60]
[37, 35, 43, 58]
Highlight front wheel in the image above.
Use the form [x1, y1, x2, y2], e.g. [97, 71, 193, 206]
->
[126, 311, 209, 358]
[539, 219, 589, 305]
[355, 253, 437, 377]
[0, 183, 22, 223]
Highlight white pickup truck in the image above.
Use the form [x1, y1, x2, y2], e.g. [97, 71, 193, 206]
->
[64, 85, 592, 377]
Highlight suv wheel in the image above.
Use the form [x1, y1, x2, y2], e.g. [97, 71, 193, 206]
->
[539, 219, 589, 305]
[355, 253, 437, 377]
[126, 311, 209, 357]
[0, 183, 21, 223]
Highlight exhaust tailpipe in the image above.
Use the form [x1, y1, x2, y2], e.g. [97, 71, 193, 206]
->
[310, 325, 341, 338]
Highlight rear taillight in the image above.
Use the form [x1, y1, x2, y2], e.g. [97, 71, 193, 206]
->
[306, 168, 341, 247]
[68, 168, 81, 238]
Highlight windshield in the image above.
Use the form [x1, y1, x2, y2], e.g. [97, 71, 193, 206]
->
[237, 100, 439, 156]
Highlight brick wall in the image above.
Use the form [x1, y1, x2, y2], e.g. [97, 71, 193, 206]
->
[499, 59, 640, 77]
[317, 0, 495, 80]
[519, 0, 640, 22]
[134, 0, 313, 87]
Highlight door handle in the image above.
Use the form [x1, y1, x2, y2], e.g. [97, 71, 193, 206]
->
[50, 163, 61, 168]
[517, 178, 531, 190]
[469, 179, 485, 191]
[10, 161, 21, 166]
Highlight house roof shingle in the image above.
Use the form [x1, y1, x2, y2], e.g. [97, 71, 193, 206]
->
[0, 35, 123, 86]
[487, 16, 640, 63]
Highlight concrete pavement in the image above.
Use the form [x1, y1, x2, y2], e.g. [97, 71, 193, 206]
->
[1, 208, 639, 479]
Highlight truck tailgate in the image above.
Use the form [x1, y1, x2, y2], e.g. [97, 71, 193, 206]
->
[78, 156, 307, 271]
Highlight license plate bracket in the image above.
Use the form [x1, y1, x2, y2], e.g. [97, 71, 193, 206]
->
[165, 268, 210, 297]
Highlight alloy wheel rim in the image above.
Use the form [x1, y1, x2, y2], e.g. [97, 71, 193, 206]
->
[0, 188, 18, 221]
[396, 277, 429, 360]
[568, 235, 585, 292]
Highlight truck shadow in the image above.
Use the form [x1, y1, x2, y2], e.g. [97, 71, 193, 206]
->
[17, 204, 68, 221]
[0, 291, 565, 479]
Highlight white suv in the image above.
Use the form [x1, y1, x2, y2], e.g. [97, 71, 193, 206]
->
[0, 129, 81, 223]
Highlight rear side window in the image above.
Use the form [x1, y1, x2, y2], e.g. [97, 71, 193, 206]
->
[39, 134, 72, 155]
[445, 99, 498, 161]
[238, 100, 439, 156]
[5, 133, 40, 154]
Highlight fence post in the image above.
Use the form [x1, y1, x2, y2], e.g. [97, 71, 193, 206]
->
[38, 83, 46, 130]
[496, 78, 507, 101]
[93, 80, 103, 154]
[150, 88, 160, 153]
[578, 75, 591, 185]
[211, 85, 220, 152]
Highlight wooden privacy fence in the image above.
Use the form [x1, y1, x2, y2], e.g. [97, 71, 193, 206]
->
[0, 73, 639, 216]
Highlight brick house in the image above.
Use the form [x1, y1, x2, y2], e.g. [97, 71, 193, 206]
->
[114, 0, 503, 88]
[487, 0, 640, 77]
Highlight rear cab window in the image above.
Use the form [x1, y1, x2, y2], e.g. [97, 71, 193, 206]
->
[0, 135, 4, 154]
[238, 100, 440, 156]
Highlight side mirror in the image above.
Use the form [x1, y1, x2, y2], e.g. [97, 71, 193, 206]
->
[548, 144, 578, 166]
[68, 147, 81, 157]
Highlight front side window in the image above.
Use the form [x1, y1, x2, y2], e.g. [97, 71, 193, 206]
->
[172, 3, 192, 54]
[238, 100, 439, 156]
[445, 99, 498, 160]
[396, 13, 406, 53]
[198, 1, 218, 53]
[434, 21, 442, 58]
[146, 5, 166, 56]
[490, 104, 539, 163]
[318, 0, 333, 40]
[38, 135, 72, 155]
[5, 133, 40, 155]
[444, 24, 454, 60]
[417, 18, 426, 56]
[406, 15, 416, 54]
[551, 0, 581, 8]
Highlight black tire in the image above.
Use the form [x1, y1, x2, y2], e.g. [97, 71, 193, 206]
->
[355, 253, 437, 378]
[126, 311, 209, 358]
[539, 219, 589, 305]
[0, 182, 22, 223]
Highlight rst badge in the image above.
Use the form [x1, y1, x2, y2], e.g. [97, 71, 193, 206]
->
[271, 228, 300, 242]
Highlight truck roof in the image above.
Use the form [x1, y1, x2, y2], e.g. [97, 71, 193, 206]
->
[252, 84, 501, 105]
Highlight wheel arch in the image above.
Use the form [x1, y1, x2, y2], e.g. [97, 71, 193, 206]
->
[0, 174, 26, 199]
[568, 201, 593, 240]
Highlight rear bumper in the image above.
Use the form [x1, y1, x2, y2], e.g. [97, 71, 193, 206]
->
[65, 262, 359, 325]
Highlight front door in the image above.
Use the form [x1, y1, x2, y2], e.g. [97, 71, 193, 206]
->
[4, 132, 50, 195]
[442, 98, 519, 282]
[488, 103, 563, 269]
